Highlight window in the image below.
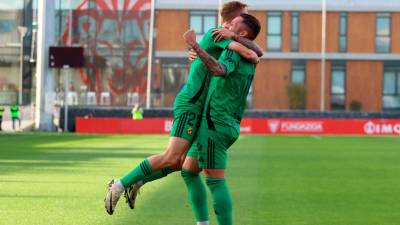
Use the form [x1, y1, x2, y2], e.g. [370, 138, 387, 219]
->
[339, 13, 347, 52]
[267, 12, 282, 51]
[376, 13, 391, 53]
[291, 12, 299, 52]
[383, 65, 400, 110]
[156, 60, 189, 107]
[189, 11, 217, 40]
[291, 62, 305, 84]
[330, 63, 346, 110]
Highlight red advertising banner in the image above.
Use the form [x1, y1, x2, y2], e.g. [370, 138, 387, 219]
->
[76, 117, 400, 136]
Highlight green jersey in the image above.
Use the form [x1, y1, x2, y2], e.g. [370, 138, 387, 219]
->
[10, 105, 19, 118]
[0, 106, 4, 117]
[204, 49, 255, 131]
[173, 28, 233, 113]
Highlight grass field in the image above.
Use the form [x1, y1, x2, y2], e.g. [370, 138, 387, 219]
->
[0, 133, 399, 225]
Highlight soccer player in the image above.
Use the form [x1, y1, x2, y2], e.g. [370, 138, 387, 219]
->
[10, 102, 21, 131]
[181, 13, 261, 225]
[104, 1, 263, 216]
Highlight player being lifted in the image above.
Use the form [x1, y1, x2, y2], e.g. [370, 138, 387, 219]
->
[181, 13, 261, 225]
[104, 1, 263, 217]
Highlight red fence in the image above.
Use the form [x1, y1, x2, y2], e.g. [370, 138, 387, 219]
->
[76, 117, 400, 136]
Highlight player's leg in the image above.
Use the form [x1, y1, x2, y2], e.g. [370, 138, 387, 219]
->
[124, 111, 199, 188]
[105, 136, 190, 213]
[119, 136, 189, 189]
[198, 122, 238, 225]
[105, 111, 200, 213]
[181, 145, 209, 225]
[123, 111, 201, 208]
[204, 169, 232, 225]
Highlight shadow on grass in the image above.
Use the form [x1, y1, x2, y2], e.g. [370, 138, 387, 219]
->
[0, 133, 164, 175]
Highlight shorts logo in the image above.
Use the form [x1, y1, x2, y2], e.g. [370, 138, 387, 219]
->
[187, 127, 193, 135]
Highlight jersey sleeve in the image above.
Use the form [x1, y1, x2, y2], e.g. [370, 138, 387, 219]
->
[218, 49, 241, 77]
[200, 28, 233, 50]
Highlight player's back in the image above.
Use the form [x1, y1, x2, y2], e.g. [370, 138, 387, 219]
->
[204, 49, 255, 130]
[174, 28, 232, 113]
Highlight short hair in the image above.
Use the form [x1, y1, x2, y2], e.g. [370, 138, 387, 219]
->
[240, 13, 261, 40]
[221, 1, 248, 22]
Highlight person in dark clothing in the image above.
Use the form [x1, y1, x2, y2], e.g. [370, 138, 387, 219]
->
[0, 105, 4, 131]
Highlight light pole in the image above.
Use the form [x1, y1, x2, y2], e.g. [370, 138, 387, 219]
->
[18, 26, 28, 105]
[218, 0, 223, 25]
[146, 0, 155, 109]
[320, 0, 327, 112]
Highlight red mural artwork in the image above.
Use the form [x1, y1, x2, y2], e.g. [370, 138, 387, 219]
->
[61, 0, 151, 105]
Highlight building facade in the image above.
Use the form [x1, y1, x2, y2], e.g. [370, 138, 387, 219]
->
[155, 0, 400, 112]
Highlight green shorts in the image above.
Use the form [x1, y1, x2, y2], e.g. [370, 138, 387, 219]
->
[187, 119, 239, 169]
[170, 110, 201, 143]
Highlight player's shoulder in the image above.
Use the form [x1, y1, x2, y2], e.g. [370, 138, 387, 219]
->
[223, 48, 241, 60]
[202, 27, 217, 39]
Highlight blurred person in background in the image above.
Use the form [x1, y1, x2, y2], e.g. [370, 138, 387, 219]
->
[10, 102, 21, 131]
[132, 104, 144, 120]
[0, 105, 4, 131]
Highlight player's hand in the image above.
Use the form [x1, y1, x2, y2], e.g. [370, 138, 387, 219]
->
[183, 30, 197, 47]
[212, 28, 235, 42]
[188, 49, 197, 61]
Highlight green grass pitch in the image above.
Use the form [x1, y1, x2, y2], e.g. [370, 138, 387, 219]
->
[0, 133, 399, 225]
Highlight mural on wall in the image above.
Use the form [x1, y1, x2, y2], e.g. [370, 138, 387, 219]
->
[61, 0, 151, 105]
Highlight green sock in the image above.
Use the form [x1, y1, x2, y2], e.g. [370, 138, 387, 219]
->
[181, 169, 209, 222]
[120, 159, 153, 188]
[206, 177, 232, 225]
[142, 167, 174, 184]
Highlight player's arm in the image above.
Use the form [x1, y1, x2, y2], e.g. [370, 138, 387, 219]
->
[212, 28, 264, 57]
[227, 42, 259, 64]
[183, 30, 227, 76]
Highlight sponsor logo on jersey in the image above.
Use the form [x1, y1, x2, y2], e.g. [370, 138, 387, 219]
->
[187, 127, 193, 135]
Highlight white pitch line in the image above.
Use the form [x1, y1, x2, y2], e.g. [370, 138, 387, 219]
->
[311, 135, 321, 140]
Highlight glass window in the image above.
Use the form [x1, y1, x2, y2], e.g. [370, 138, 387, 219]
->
[383, 71, 396, 95]
[51, 0, 152, 107]
[339, 13, 347, 52]
[267, 12, 282, 51]
[376, 13, 391, 53]
[291, 12, 299, 52]
[190, 11, 217, 41]
[331, 70, 345, 94]
[268, 17, 281, 34]
[291, 64, 305, 84]
[155, 61, 189, 108]
[383, 66, 400, 110]
[190, 16, 202, 33]
[330, 63, 346, 110]
[0, 2, 31, 105]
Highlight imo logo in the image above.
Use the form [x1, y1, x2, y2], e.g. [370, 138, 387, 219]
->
[268, 120, 280, 133]
[364, 121, 376, 135]
[363, 121, 400, 135]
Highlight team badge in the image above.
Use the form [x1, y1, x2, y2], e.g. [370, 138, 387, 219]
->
[187, 127, 193, 135]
